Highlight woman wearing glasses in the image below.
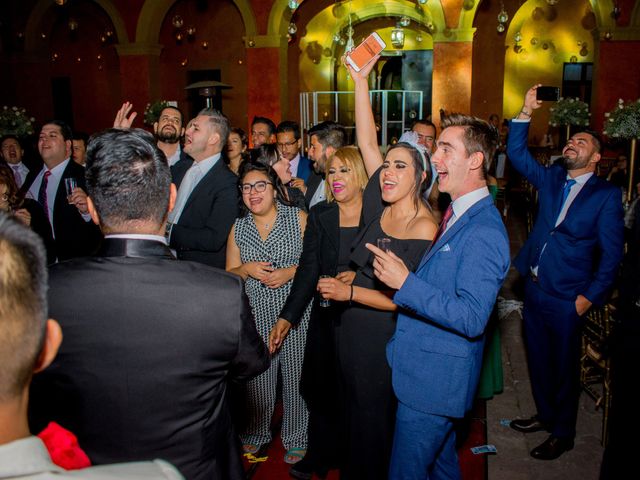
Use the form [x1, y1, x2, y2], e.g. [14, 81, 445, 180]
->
[226, 161, 311, 465]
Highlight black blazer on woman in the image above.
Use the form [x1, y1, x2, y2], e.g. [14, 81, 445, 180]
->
[279, 200, 340, 325]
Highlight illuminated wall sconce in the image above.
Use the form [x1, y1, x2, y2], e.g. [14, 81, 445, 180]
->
[391, 25, 405, 48]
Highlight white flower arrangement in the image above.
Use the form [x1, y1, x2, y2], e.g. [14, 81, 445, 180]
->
[603, 98, 640, 139]
[143, 100, 171, 126]
[548, 97, 591, 127]
[0, 106, 36, 137]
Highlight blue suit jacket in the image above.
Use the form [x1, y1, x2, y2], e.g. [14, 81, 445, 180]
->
[295, 154, 312, 182]
[507, 121, 624, 306]
[389, 195, 510, 418]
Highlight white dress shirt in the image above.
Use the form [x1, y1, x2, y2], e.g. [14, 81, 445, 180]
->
[169, 153, 221, 224]
[445, 186, 491, 232]
[166, 145, 182, 167]
[309, 179, 326, 208]
[8, 162, 29, 188]
[0, 436, 184, 479]
[28, 159, 69, 223]
[105, 233, 168, 245]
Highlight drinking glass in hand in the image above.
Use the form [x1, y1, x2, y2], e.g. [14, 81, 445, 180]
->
[377, 237, 391, 252]
[318, 275, 332, 307]
[64, 178, 78, 204]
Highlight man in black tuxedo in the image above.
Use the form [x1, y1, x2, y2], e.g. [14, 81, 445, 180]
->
[29, 128, 270, 480]
[168, 108, 239, 268]
[27, 121, 101, 261]
[305, 121, 347, 209]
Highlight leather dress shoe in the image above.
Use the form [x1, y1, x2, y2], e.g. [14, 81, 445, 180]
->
[510, 416, 549, 433]
[530, 435, 574, 460]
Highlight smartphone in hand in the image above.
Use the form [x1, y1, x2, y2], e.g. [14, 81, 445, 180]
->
[536, 86, 560, 101]
[345, 32, 386, 72]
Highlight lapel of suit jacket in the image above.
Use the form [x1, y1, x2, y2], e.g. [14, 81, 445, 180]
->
[560, 173, 598, 223]
[171, 158, 194, 188]
[317, 203, 339, 253]
[417, 196, 493, 272]
[305, 172, 322, 204]
[183, 159, 223, 211]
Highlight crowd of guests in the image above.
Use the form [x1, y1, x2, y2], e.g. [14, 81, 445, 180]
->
[0, 59, 634, 480]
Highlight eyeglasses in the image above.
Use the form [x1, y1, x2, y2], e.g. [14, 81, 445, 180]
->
[239, 180, 273, 194]
[277, 140, 298, 150]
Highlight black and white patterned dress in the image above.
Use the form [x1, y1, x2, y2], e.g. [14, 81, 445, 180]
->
[234, 202, 311, 450]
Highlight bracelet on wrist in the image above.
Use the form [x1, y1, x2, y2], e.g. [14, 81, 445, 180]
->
[520, 109, 531, 117]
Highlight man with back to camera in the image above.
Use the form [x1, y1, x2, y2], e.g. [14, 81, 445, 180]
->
[367, 114, 510, 480]
[28, 128, 270, 480]
[0, 211, 184, 479]
[507, 84, 624, 460]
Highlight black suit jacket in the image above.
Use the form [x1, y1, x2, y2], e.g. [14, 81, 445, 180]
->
[46, 160, 102, 261]
[304, 171, 324, 210]
[30, 238, 270, 480]
[280, 201, 340, 325]
[170, 157, 239, 268]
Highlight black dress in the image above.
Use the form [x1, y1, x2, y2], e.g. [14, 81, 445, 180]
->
[337, 167, 431, 479]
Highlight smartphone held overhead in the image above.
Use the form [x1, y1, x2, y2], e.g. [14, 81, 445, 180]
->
[345, 32, 386, 72]
[536, 86, 560, 102]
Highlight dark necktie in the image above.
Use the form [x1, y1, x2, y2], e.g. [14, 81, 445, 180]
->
[556, 178, 576, 219]
[432, 204, 454, 247]
[38, 170, 51, 221]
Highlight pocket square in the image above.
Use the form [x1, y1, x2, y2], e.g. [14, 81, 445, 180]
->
[439, 244, 451, 252]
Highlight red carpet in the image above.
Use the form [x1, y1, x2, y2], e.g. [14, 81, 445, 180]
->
[244, 400, 488, 479]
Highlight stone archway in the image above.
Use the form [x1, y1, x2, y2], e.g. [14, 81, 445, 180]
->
[135, 0, 257, 45]
[25, 0, 129, 51]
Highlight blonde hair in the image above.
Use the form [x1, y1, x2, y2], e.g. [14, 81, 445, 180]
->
[324, 146, 368, 203]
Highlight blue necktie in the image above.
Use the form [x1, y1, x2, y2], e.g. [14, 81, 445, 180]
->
[556, 179, 576, 219]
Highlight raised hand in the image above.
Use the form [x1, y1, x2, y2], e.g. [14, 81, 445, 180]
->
[113, 102, 138, 129]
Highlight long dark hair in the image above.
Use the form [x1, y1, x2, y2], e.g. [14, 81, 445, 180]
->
[0, 164, 24, 210]
[385, 142, 431, 212]
[237, 161, 291, 217]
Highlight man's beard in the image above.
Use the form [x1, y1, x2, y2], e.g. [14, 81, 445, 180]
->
[157, 128, 180, 144]
[313, 154, 327, 175]
[560, 153, 589, 171]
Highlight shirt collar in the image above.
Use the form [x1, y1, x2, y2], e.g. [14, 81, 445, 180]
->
[451, 186, 490, 220]
[192, 152, 221, 173]
[567, 171, 593, 185]
[45, 158, 70, 177]
[0, 437, 62, 477]
[105, 233, 168, 245]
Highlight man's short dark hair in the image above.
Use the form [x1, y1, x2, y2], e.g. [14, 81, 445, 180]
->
[85, 129, 172, 231]
[199, 108, 231, 146]
[160, 106, 184, 127]
[412, 119, 436, 131]
[43, 120, 73, 142]
[441, 113, 499, 177]
[72, 131, 89, 145]
[0, 135, 22, 148]
[251, 116, 276, 136]
[308, 121, 347, 150]
[276, 121, 301, 140]
[580, 129, 603, 154]
[0, 212, 48, 400]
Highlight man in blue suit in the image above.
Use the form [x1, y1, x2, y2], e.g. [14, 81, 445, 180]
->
[276, 120, 312, 183]
[507, 85, 624, 460]
[368, 114, 510, 480]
